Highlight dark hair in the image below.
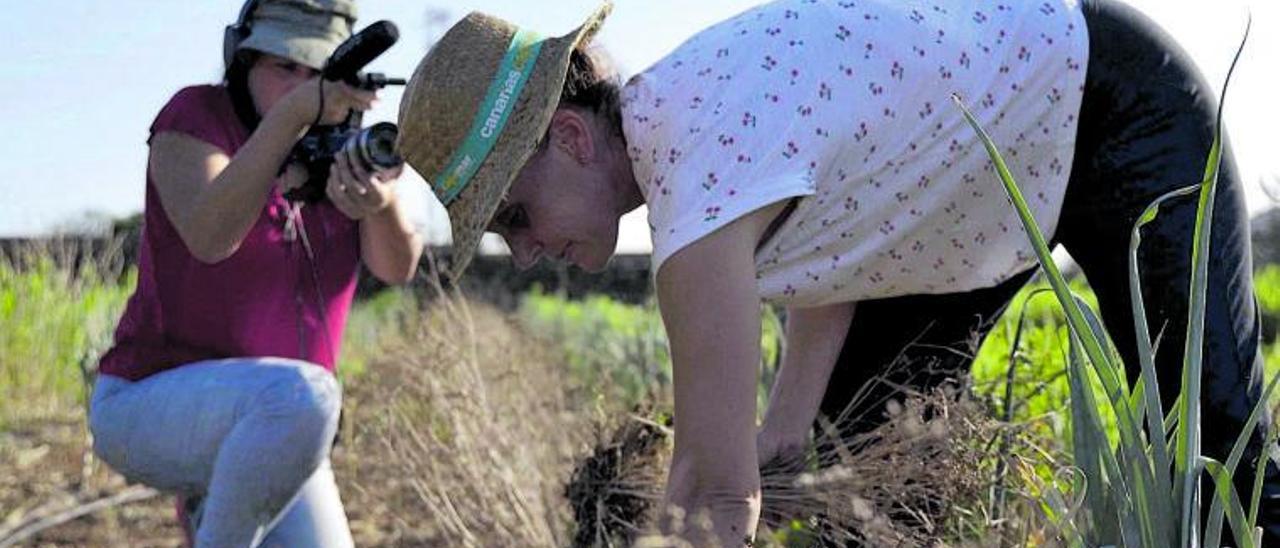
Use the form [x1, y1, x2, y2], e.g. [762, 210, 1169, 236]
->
[224, 50, 262, 132]
[558, 46, 624, 139]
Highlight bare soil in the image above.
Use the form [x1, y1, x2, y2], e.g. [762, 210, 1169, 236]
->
[0, 373, 432, 547]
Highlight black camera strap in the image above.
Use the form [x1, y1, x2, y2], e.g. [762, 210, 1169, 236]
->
[285, 203, 337, 366]
[312, 80, 326, 129]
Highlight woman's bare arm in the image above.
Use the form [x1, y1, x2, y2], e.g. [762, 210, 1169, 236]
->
[151, 79, 373, 263]
[758, 302, 856, 462]
[656, 201, 788, 546]
[358, 194, 423, 284]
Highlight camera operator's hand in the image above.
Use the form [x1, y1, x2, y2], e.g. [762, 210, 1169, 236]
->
[325, 145, 403, 220]
[277, 162, 309, 194]
[282, 78, 378, 129]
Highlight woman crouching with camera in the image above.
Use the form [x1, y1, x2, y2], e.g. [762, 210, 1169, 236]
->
[87, 1, 421, 546]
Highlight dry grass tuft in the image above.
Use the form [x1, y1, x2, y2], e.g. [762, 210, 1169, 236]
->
[358, 290, 593, 547]
[566, 388, 1007, 547]
[761, 391, 992, 546]
[566, 412, 671, 548]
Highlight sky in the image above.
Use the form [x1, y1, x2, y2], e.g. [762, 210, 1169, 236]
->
[1, 0, 1276, 254]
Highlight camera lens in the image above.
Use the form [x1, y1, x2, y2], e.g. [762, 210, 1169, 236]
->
[348, 122, 402, 171]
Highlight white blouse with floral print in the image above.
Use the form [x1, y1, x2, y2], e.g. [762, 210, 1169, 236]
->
[622, 0, 1088, 307]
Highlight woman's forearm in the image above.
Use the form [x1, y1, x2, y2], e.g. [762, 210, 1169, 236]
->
[359, 197, 423, 284]
[656, 203, 790, 546]
[151, 103, 310, 264]
[761, 302, 857, 438]
[186, 107, 309, 261]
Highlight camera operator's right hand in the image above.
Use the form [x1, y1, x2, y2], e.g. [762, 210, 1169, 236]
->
[282, 78, 378, 129]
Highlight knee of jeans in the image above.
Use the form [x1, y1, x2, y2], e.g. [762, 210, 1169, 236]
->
[259, 366, 341, 445]
[86, 376, 123, 440]
[87, 401, 139, 480]
[87, 405, 112, 460]
[87, 403, 105, 443]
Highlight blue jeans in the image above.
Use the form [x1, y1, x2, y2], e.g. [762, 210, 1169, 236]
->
[89, 358, 352, 548]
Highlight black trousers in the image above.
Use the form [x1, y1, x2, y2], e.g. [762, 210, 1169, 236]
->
[816, 0, 1279, 540]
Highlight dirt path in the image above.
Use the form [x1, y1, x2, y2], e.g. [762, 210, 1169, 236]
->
[0, 376, 435, 547]
[1, 412, 180, 547]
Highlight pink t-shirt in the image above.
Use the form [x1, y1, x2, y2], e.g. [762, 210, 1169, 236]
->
[98, 85, 361, 381]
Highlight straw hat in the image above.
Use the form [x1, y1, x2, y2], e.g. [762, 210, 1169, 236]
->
[398, 3, 613, 279]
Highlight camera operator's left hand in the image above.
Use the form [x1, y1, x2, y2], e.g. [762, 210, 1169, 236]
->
[326, 145, 403, 220]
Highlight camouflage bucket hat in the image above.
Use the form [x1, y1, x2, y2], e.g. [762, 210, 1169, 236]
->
[238, 0, 358, 70]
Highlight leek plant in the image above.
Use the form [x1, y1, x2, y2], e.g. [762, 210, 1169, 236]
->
[953, 22, 1276, 547]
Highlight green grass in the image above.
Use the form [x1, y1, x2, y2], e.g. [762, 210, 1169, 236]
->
[519, 285, 783, 412]
[518, 277, 1280, 429]
[521, 287, 672, 406]
[5, 241, 1280, 544]
[0, 248, 132, 427]
[0, 243, 408, 428]
[337, 287, 421, 382]
[1254, 265, 1280, 327]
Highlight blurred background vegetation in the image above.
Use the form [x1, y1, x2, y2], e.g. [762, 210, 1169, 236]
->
[4, 208, 1280, 545]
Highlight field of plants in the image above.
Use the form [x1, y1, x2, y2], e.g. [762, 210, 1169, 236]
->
[2, 229, 1279, 546]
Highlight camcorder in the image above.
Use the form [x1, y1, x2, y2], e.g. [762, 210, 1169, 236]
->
[285, 20, 407, 204]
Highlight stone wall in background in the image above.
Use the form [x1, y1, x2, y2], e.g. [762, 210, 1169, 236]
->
[437, 250, 653, 308]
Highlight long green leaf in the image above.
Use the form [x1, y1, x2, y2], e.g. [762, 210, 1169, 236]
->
[1176, 19, 1248, 546]
[1201, 457, 1256, 548]
[1204, 370, 1280, 548]
[1250, 412, 1280, 530]
[952, 95, 1113, 388]
[1040, 468, 1090, 548]
[1129, 184, 1201, 543]
[1070, 333, 1138, 545]
[1177, 126, 1219, 548]
[1070, 338, 1113, 545]
[955, 93, 1154, 546]
[1167, 396, 1182, 444]
[1077, 296, 1167, 546]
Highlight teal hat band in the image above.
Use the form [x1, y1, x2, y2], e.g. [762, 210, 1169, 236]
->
[433, 28, 545, 205]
